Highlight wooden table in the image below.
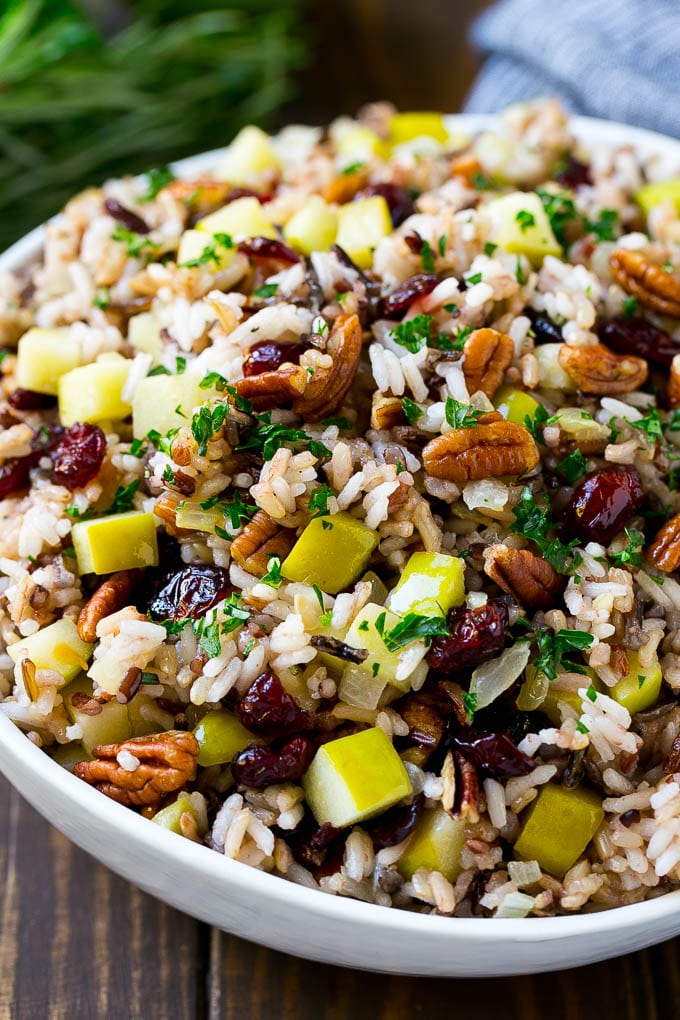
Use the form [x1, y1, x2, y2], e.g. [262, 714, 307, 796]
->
[2, 1, 678, 1015]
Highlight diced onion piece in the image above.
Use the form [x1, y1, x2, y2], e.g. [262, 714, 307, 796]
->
[516, 666, 550, 711]
[507, 859, 542, 888]
[338, 663, 388, 710]
[494, 891, 536, 918]
[470, 642, 531, 710]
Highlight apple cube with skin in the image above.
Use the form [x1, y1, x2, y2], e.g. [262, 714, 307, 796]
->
[336, 196, 392, 269]
[484, 191, 561, 265]
[280, 512, 379, 594]
[389, 111, 448, 145]
[176, 229, 235, 270]
[387, 551, 465, 618]
[344, 602, 411, 688]
[128, 312, 163, 363]
[192, 709, 261, 767]
[494, 385, 542, 426]
[16, 327, 81, 395]
[215, 125, 280, 185]
[152, 791, 205, 835]
[335, 124, 389, 161]
[610, 650, 662, 715]
[58, 355, 131, 426]
[397, 807, 467, 882]
[8, 618, 93, 683]
[283, 196, 338, 255]
[196, 196, 277, 241]
[72, 511, 159, 575]
[302, 726, 412, 827]
[62, 674, 131, 754]
[636, 178, 680, 217]
[132, 372, 220, 439]
[514, 783, 604, 878]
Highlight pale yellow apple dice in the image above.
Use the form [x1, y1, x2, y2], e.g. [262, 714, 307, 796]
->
[193, 709, 260, 767]
[152, 791, 205, 835]
[387, 551, 465, 618]
[535, 343, 577, 392]
[72, 511, 158, 575]
[58, 355, 131, 426]
[302, 726, 412, 827]
[128, 312, 163, 363]
[176, 229, 235, 269]
[196, 196, 276, 241]
[610, 650, 662, 715]
[132, 372, 219, 439]
[174, 499, 227, 536]
[62, 675, 131, 754]
[484, 191, 561, 265]
[636, 178, 680, 216]
[336, 124, 389, 161]
[397, 807, 467, 882]
[16, 327, 81, 395]
[127, 691, 165, 737]
[336, 196, 392, 269]
[8, 618, 93, 683]
[215, 125, 280, 185]
[283, 196, 338, 255]
[494, 386, 542, 426]
[389, 112, 448, 144]
[344, 602, 411, 688]
[280, 512, 379, 594]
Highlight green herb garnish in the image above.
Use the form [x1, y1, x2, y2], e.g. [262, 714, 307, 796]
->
[374, 610, 449, 652]
[534, 627, 594, 681]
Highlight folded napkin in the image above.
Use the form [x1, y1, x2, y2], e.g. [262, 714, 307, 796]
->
[464, 0, 680, 138]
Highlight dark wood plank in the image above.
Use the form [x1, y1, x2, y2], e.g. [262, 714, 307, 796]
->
[0, 776, 203, 1020]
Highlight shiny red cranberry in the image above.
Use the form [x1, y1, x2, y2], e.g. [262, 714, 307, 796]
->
[49, 423, 106, 490]
[563, 467, 643, 544]
[226, 187, 273, 204]
[598, 316, 680, 368]
[360, 183, 415, 227]
[7, 389, 57, 411]
[148, 564, 233, 621]
[450, 731, 534, 778]
[236, 670, 311, 737]
[379, 273, 439, 319]
[427, 600, 509, 674]
[0, 458, 33, 499]
[554, 154, 592, 189]
[364, 797, 421, 849]
[231, 735, 314, 788]
[104, 197, 149, 234]
[242, 340, 302, 377]
[237, 237, 300, 264]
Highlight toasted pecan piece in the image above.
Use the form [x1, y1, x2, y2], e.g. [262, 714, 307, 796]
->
[77, 569, 142, 642]
[422, 419, 539, 483]
[462, 327, 514, 399]
[482, 544, 564, 608]
[647, 512, 680, 573]
[610, 249, 680, 319]
[557, 342, 648, 395]
[74, 730, 199, 807]
[230, 509, 296, 575]
[669, 355, 680, 409]
[234, 364, 309, 412]
[370, 393, 407, 430]
[323, 169, 370, 205]
[293, 313, 363, 421]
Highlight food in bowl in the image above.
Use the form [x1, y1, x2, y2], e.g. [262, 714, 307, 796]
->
[2, 99, 680, 920]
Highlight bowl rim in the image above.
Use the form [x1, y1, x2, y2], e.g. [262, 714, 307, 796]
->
[2, 111, 680, 942]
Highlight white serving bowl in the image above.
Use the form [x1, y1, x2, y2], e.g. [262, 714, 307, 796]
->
[2, 115, 680, 977]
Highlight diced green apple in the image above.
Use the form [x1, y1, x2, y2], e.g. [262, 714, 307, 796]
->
[192, 709, 260, 767]
[280, 512, 379, 594]
[71, 511, 159, 575]
[494, 385, 541, 426]
[397, 807, 467, 881]
[196, 196, 277, 241]
[176, 229, 235, 269]
[16, 327, 81, 395]
[132, 372, 220, 439]
[336, 196, 392, 269]
[302, 726, 412, 827]
[514, 783, 604, 878]
[389, 111, 448, 144]
[484, 191, 561, 265]
[8, 617, 93, 683]
[344, 602, 409, 687]
[215, 125, 280, 185]
[151, 791, 204, 835]
[534, 343, 577, 392]
[387, 551, 465, 618]
[283, 196, 338, 255]
[636, 178, 680, 216]
[335, 124, 389, 161]
[58, 355, 131, 426]
[610, 650, 662, 715]
[62, 674, 132, 754]
[51, 743, 91, 773]
[127, 312, 163, 363]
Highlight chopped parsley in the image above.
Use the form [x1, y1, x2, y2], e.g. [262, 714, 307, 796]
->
[515, 209, 536, 232]
[141, 672, 160, 685]
[374, 610, 449, 652]
[341, 161, 365, 176]
[321, 417, 352, 430]
[419, 238, 436, 272]
[191, 403, 230, 454]
[389, 313, 433, 353]
[129, 438, 145, 458]
[179, 238, 229, 268]
[107, 480, 140, 514]
[534, 627, 594, 681]
[632, 408, 663, 444]
[536, 186, 578, 247]
[260, 556, 283, 588]
[372, 662, 380, 678]
[586, 683, 598, 702]
[445, 397, 484, 430]
[216, 493, 256, 531]
[237, 414, 331, 462]
[638, 675, 646, 690]
[461, 690, 477, 721]
[471, 172, 493, 191]
[586, 208, 619, 241]
[523, 403, 550, 443]
[253, 282, 279, 299]
[465, 271, 483, 286]
[111, 226, 161, 260]
[622, 295, 638, 317]
[93, 286, 111, 309]
[555, 449, 587, 485]
[162, 464, 175, 484]
[139, 166, 175, 203]
[576, 721, 589, 735]
[438, 234, 447, 257]
[484, 241, 498, 257]
[515, 257, 526, 285]
[609, 528, 645, 568]
[148, 364, 172, 377]
[175, 356, 186, 375]
[510, 485, 579, 574]
[402, 397, 424, 424]
[312, 584, 326, 613]
[308, 483, 335, 518]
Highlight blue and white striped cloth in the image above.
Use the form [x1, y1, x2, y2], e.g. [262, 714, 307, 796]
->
[464, 0, 680, 138]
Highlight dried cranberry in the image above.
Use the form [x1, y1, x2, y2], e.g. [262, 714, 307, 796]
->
[450, 731, 534, 778]
[231, 735, 314, 788]
[287, 818, 343, 868]
[563, 467, 643, 544]
[364, 797, 421, 849]
[242, 340, 302, 377]
[104, 197, 149, 234]
[237, 237, 300, 265]
[49, 423, 106, 491]
[379, 273, 439, 319]
[226, 187, 273, 204]
[236, 670, 311, 737]
[427, 600, 509, 674]
[147, 564, 233, 621]
[598, 315, 680, 368]
[359, 183, 415, 227]
[7, 389, 57, 411]
[554, 154, 592, 190]
[526, 308, 563, 345]
[0, 458, 32, 499]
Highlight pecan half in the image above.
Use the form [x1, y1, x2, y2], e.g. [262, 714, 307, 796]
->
[370, 393, 407, 430]
[230, 509, 295, 575]
[234, 364, 309, 411]
[77, 569, 142, 642]
[167, 176, 233, 213]
[670, 354, 680, 409]
[74, 730, 199, 807]
[456, 752, 480, 824]
[647, 512, 680, 573]
[557, 342, 647, 395]
[292, 314, 363, 421]
[482, 544, 564, 608]
[400, 694, 446, 759]
[462, 327, 514, 399]
[422, 419, 539, 483]
[610, 249, 680, 319]
[323, 169, 370, 205]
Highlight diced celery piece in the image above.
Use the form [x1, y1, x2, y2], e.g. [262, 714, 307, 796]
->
[494, 385, 541, 426]
[72, 511, 159, 575]
[636, 178, 680, 216]
[535, 343, 577, 392]
[174, 499, 225, 535]
[8, 618, 93, 683]
[389, 112, 448, 144]
[336, 196, 392, 269]
[283, 196, 338, 255]
[176, 229, 235, 269]
[193, 709, 260, 767]
[132, 372, 219, 439]
[152, 791, 203, 835]
[610, 650, 662, 715]
[280, 512, 379, 594]
[58, 355, 131, 426]
[514, 783, 604, 878]
[302, 726, 412, 827]
[398, 807, 467, 881]
[484, 191, 561, 265]
[128, 312, 163, 363]
[344, 602, 409, 688]
[215, 125, 280, 184]
[387, 551, 465, 618]
[196, 196, 277, 241]
[16, 327, 81, 395]
[62, 675, 132, 754]
[336, 124, 389, 160]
